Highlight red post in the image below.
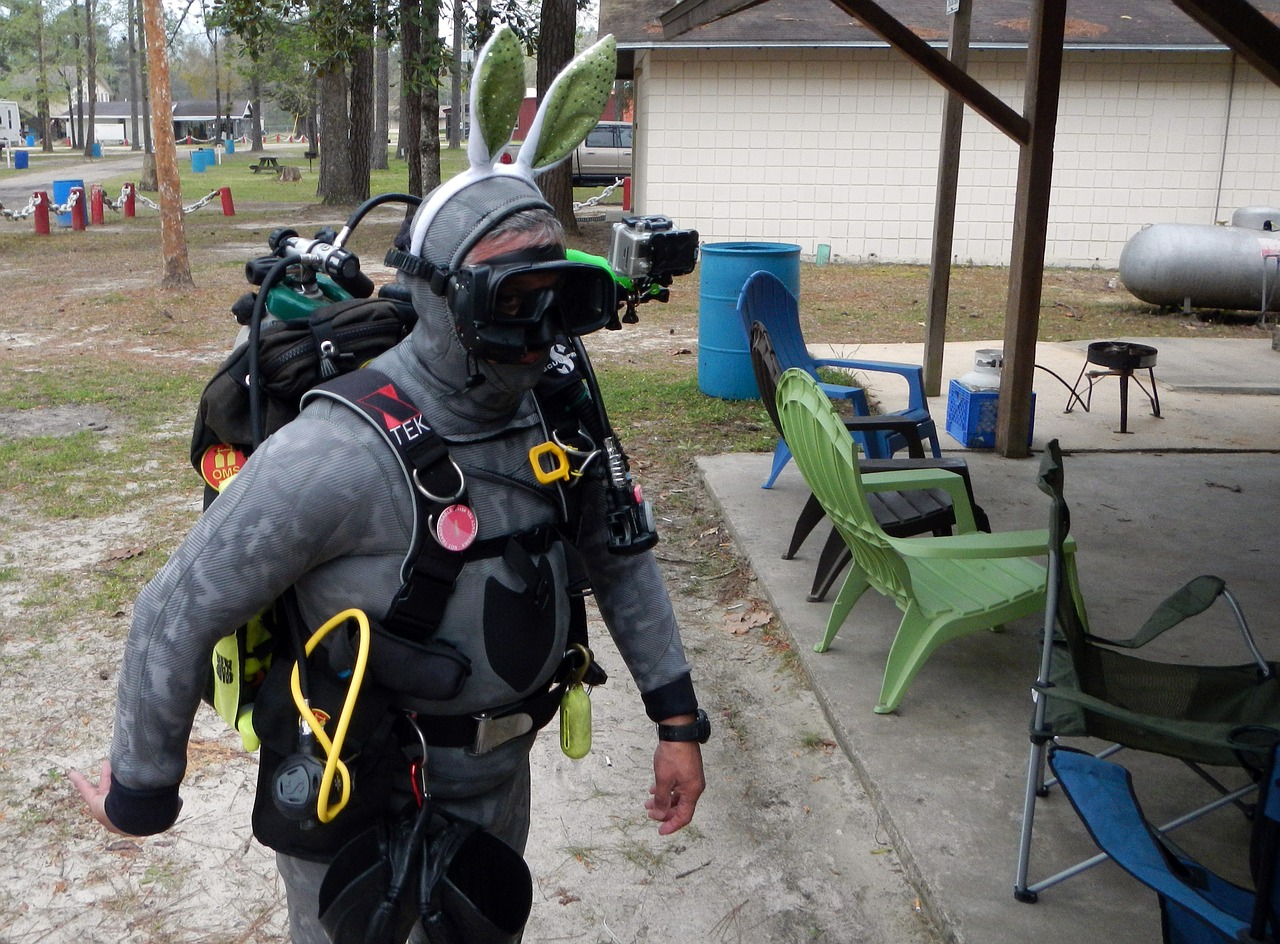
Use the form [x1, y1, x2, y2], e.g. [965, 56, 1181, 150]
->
[70, 187, 86, 231]
[91, 184, 105, 225]
[622, 176, 632, 212]
[219, 186, 235, 216]
[123, 182, 136, 218]
[32, 191, 50, 236]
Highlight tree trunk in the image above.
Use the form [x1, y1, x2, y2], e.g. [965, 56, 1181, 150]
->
[250, 60, 264, 152]
[350, 44, 374, 203]
[318, 65, 355, 204]
[36, 0, 53, 152]
[140, 0, 193, 288]
[448, 0, 462, 149]
[138, 0, 152, 153]
[536, 0, 578, 235]
[84, 0, 97, 158]
[400, 0, 421, 191]
[372, 16, 389, 170]
[127, 0, 140, 149]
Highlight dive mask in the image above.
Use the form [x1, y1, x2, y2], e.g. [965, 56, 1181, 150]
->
[440, 248, 618, 363]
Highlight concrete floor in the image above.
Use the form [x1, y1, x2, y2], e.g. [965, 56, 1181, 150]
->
[698, 336, 1280, 944]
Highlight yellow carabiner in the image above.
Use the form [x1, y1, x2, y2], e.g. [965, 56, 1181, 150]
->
[530, 440, 571, 484]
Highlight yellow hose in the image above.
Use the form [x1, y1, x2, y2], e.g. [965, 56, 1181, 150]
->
[288, 608, 371, 823]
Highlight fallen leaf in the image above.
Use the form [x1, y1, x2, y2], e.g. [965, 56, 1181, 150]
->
[105, 545, 146, 562]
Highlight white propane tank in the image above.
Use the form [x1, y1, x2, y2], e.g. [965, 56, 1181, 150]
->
[957, 349, 1003, 391]
[1119, 211, 1280, 312]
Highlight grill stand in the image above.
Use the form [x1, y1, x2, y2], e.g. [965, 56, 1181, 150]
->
[1064, 342, 1162, 434]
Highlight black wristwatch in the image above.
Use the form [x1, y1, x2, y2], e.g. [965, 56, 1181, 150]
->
[657, 708, 711, 744]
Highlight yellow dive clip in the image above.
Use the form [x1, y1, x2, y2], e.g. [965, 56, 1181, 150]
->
[530, 440, 571, 484]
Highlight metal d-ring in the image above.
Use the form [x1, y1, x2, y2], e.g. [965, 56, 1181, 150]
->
[412, 459, 465, 504]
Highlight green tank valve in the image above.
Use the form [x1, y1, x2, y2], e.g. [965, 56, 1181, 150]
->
[560, 644, 593, 760]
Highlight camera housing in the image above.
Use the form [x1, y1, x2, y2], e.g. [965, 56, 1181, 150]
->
[607, 216, 699, 283]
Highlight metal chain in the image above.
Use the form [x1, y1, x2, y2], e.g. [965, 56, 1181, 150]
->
[1, 184, 220, 221]
[0, 193, 39, 221]
[573, 177, 626, 211]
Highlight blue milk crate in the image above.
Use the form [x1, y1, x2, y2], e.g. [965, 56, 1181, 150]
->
[945, 380, 1035, 448]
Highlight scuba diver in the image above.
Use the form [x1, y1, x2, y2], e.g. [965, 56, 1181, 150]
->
[72, 28, 707, 944]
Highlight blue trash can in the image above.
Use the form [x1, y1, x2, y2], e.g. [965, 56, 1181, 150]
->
[25, 134, 35, 147]
[191, 149, 211, 173]
[91, 142, 102, 158]
[698, 242, 802, 399]
[52, 178, 85, 227]
[14, 150, 28, 170]
[224, 137, 235, 155]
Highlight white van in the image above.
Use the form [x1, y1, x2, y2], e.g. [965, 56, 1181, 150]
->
[0, 101, 21, 147]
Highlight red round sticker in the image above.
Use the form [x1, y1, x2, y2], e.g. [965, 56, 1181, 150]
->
[435, 504, 479, 552]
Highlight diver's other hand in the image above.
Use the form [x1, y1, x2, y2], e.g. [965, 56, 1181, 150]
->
[70, 759, 130, 836]
[646, 740, 706, 836]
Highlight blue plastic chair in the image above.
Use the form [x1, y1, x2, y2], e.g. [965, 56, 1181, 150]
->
[1051, 741, 1280, 943]
[736, 270, 940, 488]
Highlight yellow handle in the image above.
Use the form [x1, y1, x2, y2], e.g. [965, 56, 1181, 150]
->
[288, 608, 370, 823]
[529, 441, 571, 484]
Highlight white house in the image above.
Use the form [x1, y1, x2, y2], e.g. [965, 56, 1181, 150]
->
[604, 0, 1280, 267]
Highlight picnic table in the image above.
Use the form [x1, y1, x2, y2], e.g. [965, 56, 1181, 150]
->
[250, 156, 280, 174]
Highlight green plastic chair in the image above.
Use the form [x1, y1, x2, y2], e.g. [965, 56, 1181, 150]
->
[775, 368, 1064, 714]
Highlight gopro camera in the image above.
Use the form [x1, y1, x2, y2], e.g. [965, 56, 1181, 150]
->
[607, 216, 699, 283]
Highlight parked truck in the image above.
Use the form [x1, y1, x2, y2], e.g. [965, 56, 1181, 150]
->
[503, 120, 632, 186]
[0, 101, 22, 148]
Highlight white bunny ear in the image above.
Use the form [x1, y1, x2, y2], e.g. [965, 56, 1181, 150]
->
[467, 26, 526, 170]
[505, 34, 617, 176]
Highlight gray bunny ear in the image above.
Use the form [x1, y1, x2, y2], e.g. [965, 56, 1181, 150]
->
[507, 35, 617, 174]
[468, 26, 526, 169]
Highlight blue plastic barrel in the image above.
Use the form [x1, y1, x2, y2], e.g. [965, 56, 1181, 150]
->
[91, 142, 102, 158]
[698, 242, 801, 399]
[14, 150, 28, 169]
[52, 178, 84, 227]
[224, 137, 235, 155]
[25, 134, 34, 147]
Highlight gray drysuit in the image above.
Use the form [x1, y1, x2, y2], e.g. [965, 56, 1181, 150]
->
[104, 178, 698, 942]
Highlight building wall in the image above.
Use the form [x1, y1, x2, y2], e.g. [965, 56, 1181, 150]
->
[631, 47, 1280, 268]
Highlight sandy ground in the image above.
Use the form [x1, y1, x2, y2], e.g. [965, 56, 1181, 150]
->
[0, 319, 941, 944]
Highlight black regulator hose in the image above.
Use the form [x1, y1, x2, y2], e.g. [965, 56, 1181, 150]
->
[248, 253, 300, 451]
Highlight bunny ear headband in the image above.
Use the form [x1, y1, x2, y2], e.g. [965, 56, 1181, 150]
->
[402, 26, 617, 264]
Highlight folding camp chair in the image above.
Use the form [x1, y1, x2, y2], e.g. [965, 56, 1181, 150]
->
[1013, 438, 1280, 903]
[736, 270, 940, 488]
[1050, 739, 1280, 942]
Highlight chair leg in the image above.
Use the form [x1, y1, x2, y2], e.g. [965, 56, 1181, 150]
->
[816, 566, 869, 653]
[875, 606, 952, 714]
[808, 528, 851, 602]
[1014, 736, 1052, 902]
[762, 440, 792, 489]
[784, 495, 827, 560]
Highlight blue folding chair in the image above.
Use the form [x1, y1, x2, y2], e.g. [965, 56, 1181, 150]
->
[735, 270, 940, 488]
[1051, 740, 1280, 943]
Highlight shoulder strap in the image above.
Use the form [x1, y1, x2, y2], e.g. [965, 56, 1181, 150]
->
[304, 370, 469, 641]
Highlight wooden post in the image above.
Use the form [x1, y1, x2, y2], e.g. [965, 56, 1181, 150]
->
[922, 0, 972, 398]
[996, 0, 1066, 457]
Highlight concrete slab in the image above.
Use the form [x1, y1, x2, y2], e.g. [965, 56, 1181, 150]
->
[812, 336, 1280, 453]
[696, 341, 1280, 944]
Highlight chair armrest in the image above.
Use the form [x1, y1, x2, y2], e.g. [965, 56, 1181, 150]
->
[862, 467, 979, 533]
[815, 358, 927, 412]
[886, 529, 1078, 560]
[843, 415, 926, 457]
